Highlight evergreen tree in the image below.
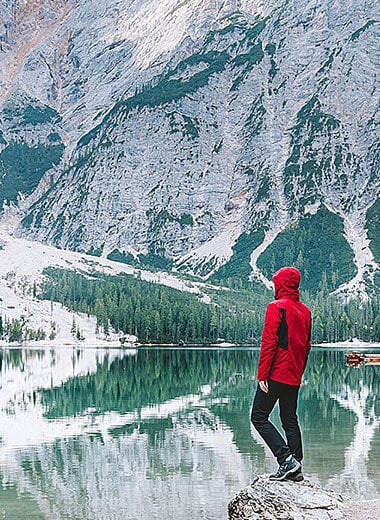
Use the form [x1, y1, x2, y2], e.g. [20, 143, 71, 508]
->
[38, 267, 380, 345]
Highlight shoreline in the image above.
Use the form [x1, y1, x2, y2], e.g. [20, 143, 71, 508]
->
[1, 339, 380, 349]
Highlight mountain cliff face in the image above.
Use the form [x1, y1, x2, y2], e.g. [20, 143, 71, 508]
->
[0, 0, 379, 294]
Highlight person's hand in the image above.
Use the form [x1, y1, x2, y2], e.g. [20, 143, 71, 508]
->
[259, 380, 269, 393]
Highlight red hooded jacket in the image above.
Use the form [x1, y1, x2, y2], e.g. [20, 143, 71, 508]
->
[257, 267, 312, 386]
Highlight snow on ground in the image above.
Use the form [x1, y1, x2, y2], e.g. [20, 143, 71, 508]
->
[326, 205, 379, 300]
[249, 203, 379, 299]
[175, 190, 247, 278]
[249, 227, 281, 289]
[175, 222, 241, 278]
[0, 211, 217, 347]
[315, 338, 380, 349]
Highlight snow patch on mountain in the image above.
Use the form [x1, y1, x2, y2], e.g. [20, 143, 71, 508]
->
[0, 209, 217, 346]
[1, 0, 379, 295]
[175, 189, 248, 277]
[328, 206, 378, 299]
[304, 201, 321, 215]
[248, 227, 283, 289]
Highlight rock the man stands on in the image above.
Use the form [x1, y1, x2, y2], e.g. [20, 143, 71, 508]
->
[251, 266, 312, 481]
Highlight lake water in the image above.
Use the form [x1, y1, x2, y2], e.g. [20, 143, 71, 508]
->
[0, 346, 379, 519]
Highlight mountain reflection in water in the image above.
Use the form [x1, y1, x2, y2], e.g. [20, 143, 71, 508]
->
[0, 347, 379, 520]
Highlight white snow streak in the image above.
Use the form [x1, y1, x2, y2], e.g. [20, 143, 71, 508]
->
[0, 211, 215, 346]
[326, 204, 378, 299]
[175, 190, 248, 278]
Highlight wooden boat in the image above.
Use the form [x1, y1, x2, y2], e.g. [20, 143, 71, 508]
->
[345, 351, 380, 367]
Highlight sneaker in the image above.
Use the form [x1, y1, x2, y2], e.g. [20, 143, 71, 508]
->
[286, 466, 304, 482]
[269, 455, 301, 481]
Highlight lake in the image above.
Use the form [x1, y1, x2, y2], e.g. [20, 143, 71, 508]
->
[0, 346, 379, 519]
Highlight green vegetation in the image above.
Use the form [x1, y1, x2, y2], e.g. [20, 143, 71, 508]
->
[204, 11, 256, 45]
[51, 213, 66, 245]
[47, 132, 61, 143]
[0, 142, 64, 203]
[0, 315, 46, 343]
[245, 18, 267, 41]
[245, 93, 266, 135]
[268, 58, 278, 80]
[284, 95, 342, 208]
[293, 95, 340, 142]
[232, 42, 264, 68]
[107, 249, 136, 265]
[204, 22, 238, 45]
[257, 206, 357, 293]
[38, 348, 258, 419]
[147, 209, 194, 233]
[182, 115, 200, 139]
[228, 16, 266, 92]
[20, 212, 34, 229]
[317, 51, 335, 75]
[213, 139, 223, 153]
[22, 104, 62, 125]
[265, 43, 276, 56]
[86, 246, 104, 257]
[168, 0, 191, 17]
[211, 230, 265, 286]
[67, 223, 87, 250]
[299, 95, 337, 134]
[40, 268, 263, 344]
[107, 248, 174, 271]
[38, 260, 380, 345]
[34, 343, 380, 430]
[366, 198, 380, 263]
[169, 113, 200, 139]
[220, 11, 248, 25]
[137, 252, 174, 270]
[350, 20, 376, 41]
[256, 168, 272, 200]
[78, 50, 230, 147]
[218, 279, 380, 345]
[78, 16, 267, 150]
[230, 39, 264, 91]
[3, 101, 61, 125]
[20, 173, 59, 230]
[304, 289, 380, 344]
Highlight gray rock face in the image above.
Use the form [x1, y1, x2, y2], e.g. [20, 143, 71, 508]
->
[228, 476, 346, 520]
[0, 0, 379, 288]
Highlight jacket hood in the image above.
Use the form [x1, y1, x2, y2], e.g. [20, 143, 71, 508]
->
[272, 267, 301, 300]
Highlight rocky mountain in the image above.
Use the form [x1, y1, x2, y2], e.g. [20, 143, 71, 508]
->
[0, 0, 378, 295]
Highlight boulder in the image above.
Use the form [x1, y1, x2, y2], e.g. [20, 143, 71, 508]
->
[228, 476, 346, 520]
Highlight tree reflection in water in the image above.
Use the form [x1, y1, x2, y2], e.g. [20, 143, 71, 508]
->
[0, 347, 379, 519]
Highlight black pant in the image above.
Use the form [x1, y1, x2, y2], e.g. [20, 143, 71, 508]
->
[251, 379, 303, 465]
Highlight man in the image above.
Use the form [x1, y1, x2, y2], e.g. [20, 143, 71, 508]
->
[251, 266, 312, 481]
